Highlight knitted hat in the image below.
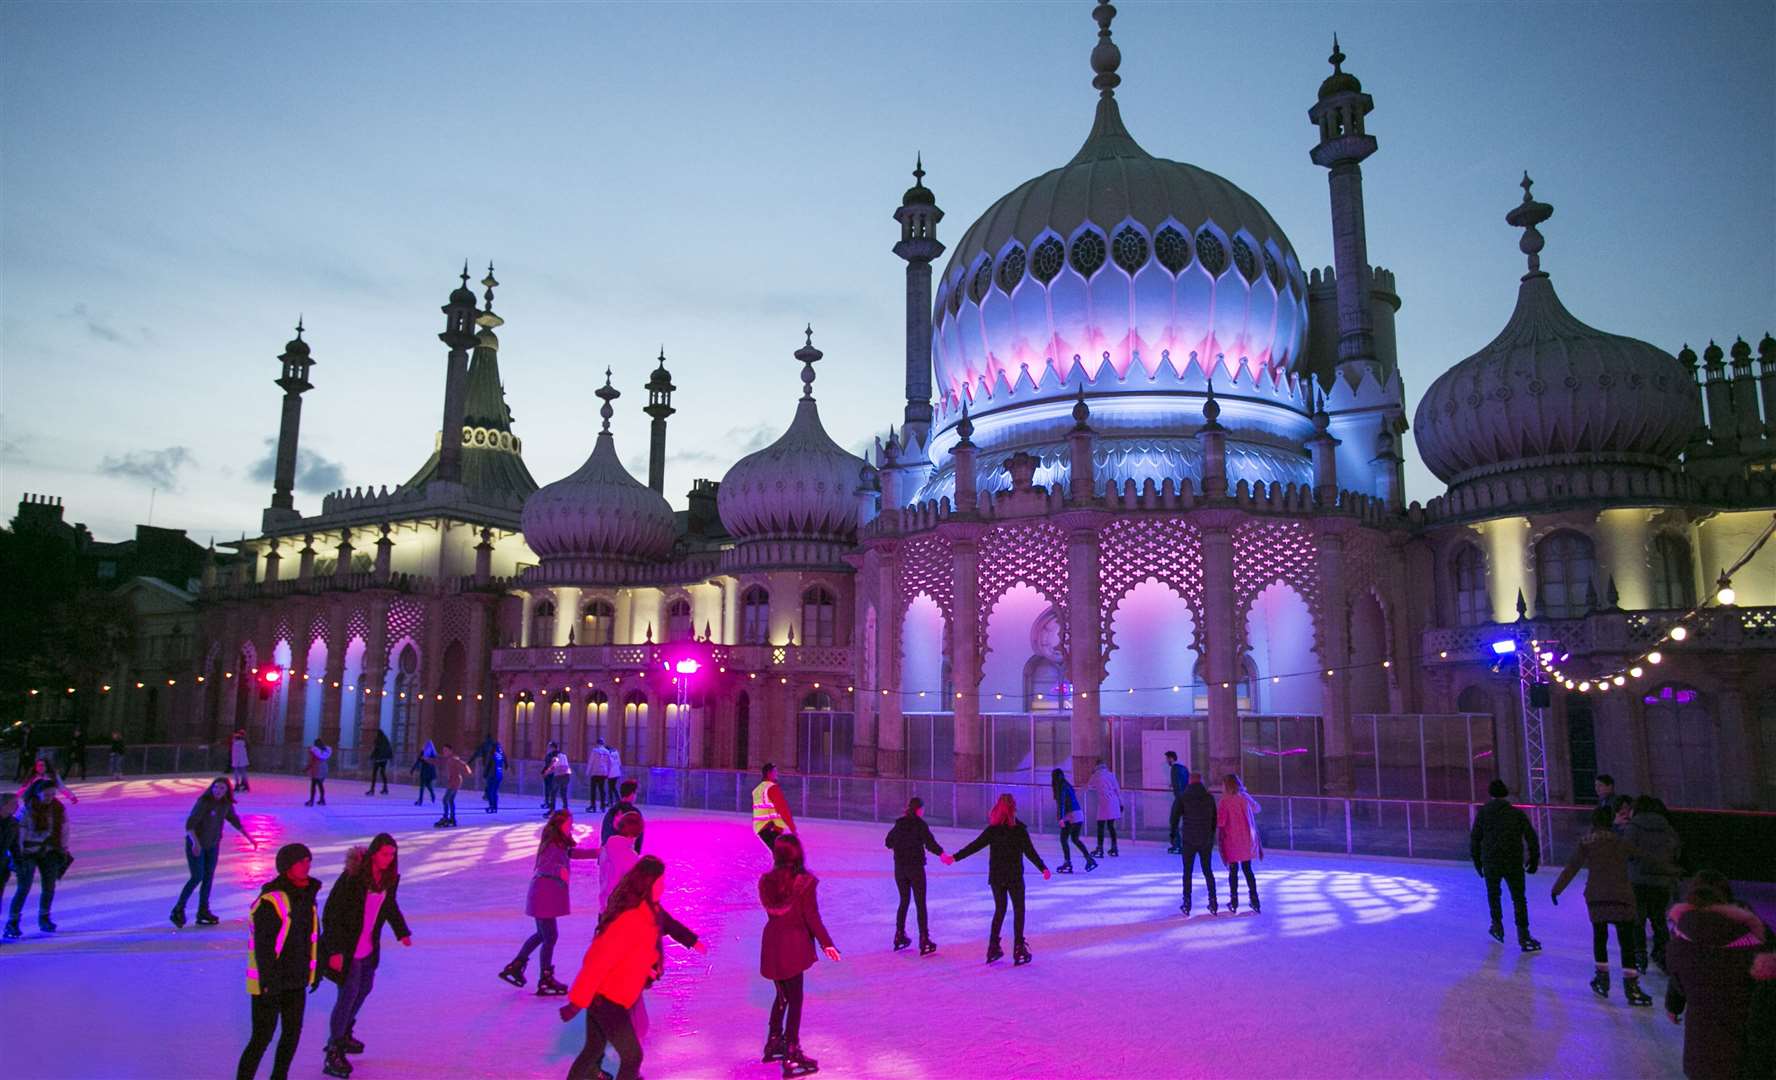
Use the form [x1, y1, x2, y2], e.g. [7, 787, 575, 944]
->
[276, 843, 313, 874]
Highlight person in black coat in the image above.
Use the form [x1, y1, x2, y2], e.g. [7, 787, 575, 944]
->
[365, 731, 394, 795]
[1177, 777, 1218, 916]
[317, 833, 412, 1078]
[1164, 752, 1190, 854]
[951, 794, 1049, 966]
[883, 796, 951, 954]
[1469, 779, 1543, 952]
[600, 779, 644, 852]
[238, 844, 321, 1080]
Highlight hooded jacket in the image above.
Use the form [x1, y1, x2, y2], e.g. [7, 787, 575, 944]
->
[1624, 811, 1681, 888]
[1469, 797, 1540, 874]
[318, 849, 410, 980]
[884, 813, 944, 869]
[248, 874, 322, 995]
[1550, 828, 1637, 923]
[567, 904, 662, 1010]
[1664, 902, 1769, 1080]
[759, 871, 835, 981]
[1178, 781, 1217, 849]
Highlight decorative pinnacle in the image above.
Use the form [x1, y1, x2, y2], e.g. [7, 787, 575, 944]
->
[295, 316, 304, 340]
[1202, 376, 1223, 430]
[482, 262, 498, 307]
[595, 367, 620, 431]
[1329, 33, 1344, 72]
[461, 260, 471, 287]
[795, 324, 823, 398]
[1071, 385, 1092, 432]
[1090, 2, 1121, 98]
[956, 400, 975, 446]
[913, 153, 924, 185]
[1505, 171, 1554, 277]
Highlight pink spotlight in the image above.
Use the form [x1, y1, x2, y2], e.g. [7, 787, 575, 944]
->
[674, 659, 701, 676]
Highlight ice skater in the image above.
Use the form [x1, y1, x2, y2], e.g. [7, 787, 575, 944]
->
[1551, 803, 1652, 1006]
[760, 834, 840, 1076]
[543, 743, 573, 813]
[601, 779, 645, 851]
[237, 843, 320, 1080]
[1086, 758, 1123, 857]
[586, 738, 613, 812]
[1164, 751, 1189, 854]
[752, 763, 797, 852]
[15, 758, 78, 805]
[1468, 779, 1542, 951]
[559, 855, 673, 1080]
[501, 809, 600, 995]
[952, 794, 1051, 966]
[600, 812, 644, 907]
[318, 833, 412, 1077]
[1216, 774, 1262, 914]
[305, 738, 332, 806]
[173, 776, 258, 928]
[67, 726, 87, 780]
[1177, 772, 1218, 916]
[1664, 874, 1771, 1079]
[467, 732, 497, 800]
[107, 731, 126, 780]
[6, 780, 70, 938]
[482, 740, 506, 813]
[1624, 794, 1681, 972]
[230, 730, 251, 792]
[884, 796, 951, 955]
[0, 795, 18, 936]
[365, 730, 393, 796]
[1047, 768, 1095, 873]
[410, 741, 438, 805]
[437, 744, 473, 827]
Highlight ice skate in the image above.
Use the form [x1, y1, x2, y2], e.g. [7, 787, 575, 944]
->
[1056, 862, 1074, 874]
[169, 907, 186, 928]
[986, 937, 1004, 964]
[919, 937, 937, 956]
[1251, 897, 1261, 914]
[340, 1031, 365, 1054]
[1089, 847, 1104, 859]
[1589, 970, 1609, 998]
[195, 909, 220, 926]
[1208, 900, 1219, 916]
[37, 916, 56, 933]
[762, 1035, 786, 1063]
[1013, 938, 1033, 966]
[1109, 846, 1120, 857]
[322, 1043, 353, 1078]
[498, 958, 528, 987]
[1518, 934, 1542, 953]
[893, 931, 912, 952]
[780, 1043, 819, 1077]
[1084, 856, 1098, 872]
[535, 965, 567, 996]
[1179, 902, 1191, 917]
[1488, 923, 1505, 943]
[1166, 844, 1181, 855]
[1623, 978, 1653, 1007]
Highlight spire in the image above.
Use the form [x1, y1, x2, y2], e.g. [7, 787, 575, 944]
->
[596, 367, 620, 432]
[1071, 384, 1092, 432]
[796, 324, 822, 399]
[1090, 2, 1121, 98]
[1069, 2, 1146, 164]
[901, 153, 935, 207]
[1505, 172, 1554, 279]
[1201, 376, 1223, 431]
[956, 400, 975, 447]
[894, 155, 945, 445]
[644, 348, 675, 495]
[478, 262, 503, 329]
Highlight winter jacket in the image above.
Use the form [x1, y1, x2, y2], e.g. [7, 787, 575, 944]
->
[1086, 765, 1124, 822]
[440, 753, 471, 791]
[759, 871, 836, 981]
[588, 745, 613, 779]
[483, 750, 506, 780]
[1469, 797, 1540, 874]
[1216, 791, 1263, 864]
[525, 840, 584, 919]
[606, 749, 624, 780]
[185, 794, 244, 852]
[1550, 828, 1638, 923]
[884, 814, 944, 869]
[1052, 780, 1084, 824]
[1178, 781, 1217, 849]
[17, 799, 67, 857]
[1625, 811, 1682, 888]
[318, 865, 410, 980]
[410, 753, 437, 785]
[953, 822, 1048, 885]
[306, 745, 332, 779]
[371, 732, 393, 764]
[1663, 902, 1769, 1080]
[247, 874, 321, 995]
[230, 738, 250, 769]
[567, 904, 662, 1010]
[467, 738, 496, 769]
[601, 799, 644, 852]
[1168, 762, 1190, 798]
[599, 842, 640, 907]
[652, 907, 700, 987]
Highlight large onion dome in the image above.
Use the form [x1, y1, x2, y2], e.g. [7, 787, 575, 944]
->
[1413, 177, 1700, 492]
[718, 330, 868, 543]
[521, 371, 674, 562]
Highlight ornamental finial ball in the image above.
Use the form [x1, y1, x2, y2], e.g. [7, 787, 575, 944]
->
[1090, 3, 1121, 96]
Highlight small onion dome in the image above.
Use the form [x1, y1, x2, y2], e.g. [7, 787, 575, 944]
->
[281, 318, 310, 359]
[902, 155, 936, 206]
[1318, 36, 1362, 98]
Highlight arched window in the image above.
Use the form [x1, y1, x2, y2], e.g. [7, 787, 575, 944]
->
[513, 691, 536, 758]
[390, 645, 420, 753]
[621, 691, 649, 766]
[1535, 531, 1596, 619]
[583, 690, 609, 747]
[580, 599, 616, 646]
[1453, 545, 1489, 626]
[1192, 656, 1255, 714]
[740, 586, 770, 645]
[547, 690, 572, 755]
[666, 597, 694, 642]
[800, 690, 834, 712]
[801, 586, 837, 647]
[1644, 683, 1719, 808]
[530, 598, 557, 647]
[1649, 534, 1696, 610]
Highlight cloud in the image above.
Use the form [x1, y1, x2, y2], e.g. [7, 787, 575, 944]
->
[97, 446, 193, 490]
[64, 303, 155, 348]
[245, 437, 347, 493]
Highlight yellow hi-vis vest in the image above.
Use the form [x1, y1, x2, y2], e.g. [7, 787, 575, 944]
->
[245, 890, 317, 994]
[752, 780, 786, 835]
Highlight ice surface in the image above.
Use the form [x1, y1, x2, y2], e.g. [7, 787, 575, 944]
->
[5, 775, 1686, 1078]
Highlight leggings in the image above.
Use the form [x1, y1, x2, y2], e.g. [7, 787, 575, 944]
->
[894, 866, 929, 938]
[989, 878, 1027, 942]
[1058, 822, 1090, 866]
[367, 762, 389, 791]
[1182, 843, 1217, 908]
[1592, 921, 1636, 971]
[768, 973, 806, 1043]
[515, 916, 559, 968]
[1632, 884, 1671, 963]
[1095, 821, 1120, 851]
[177, 842, 221, 913]
[1226, 861, 1257, 908]
[307, 778, 326, 804]
[568, 996, 642, 1080]
[237, 988, 305, 1080]
[9, 852, 59, 923]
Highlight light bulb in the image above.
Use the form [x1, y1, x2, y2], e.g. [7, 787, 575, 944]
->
[1717, 579, 1736, 606]
[1669, 626, 1688, 642]
[1578, 681, 1591, 693]
[1648, 651, 1663, 664]
[1629, 666, 1644, 678]
[1612, 675, 1625, 686]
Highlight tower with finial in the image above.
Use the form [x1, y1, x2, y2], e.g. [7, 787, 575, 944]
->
[1309, 35, 1380, 377]
[644, 348, 675, 495]
[264, 318, 315, 531]
[434, 261, 481, 489]
[893, 156, 944, 448]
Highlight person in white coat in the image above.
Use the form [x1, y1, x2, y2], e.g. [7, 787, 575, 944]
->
[1085, 759, 1123, 858]
[605, 744, 623, 792]
[230, 731, 251, 793]
[585, 739, 614, 813]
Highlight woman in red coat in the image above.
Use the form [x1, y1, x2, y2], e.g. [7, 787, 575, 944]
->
[560, 856, 667, 1080]
[759, 835, 840, 1078]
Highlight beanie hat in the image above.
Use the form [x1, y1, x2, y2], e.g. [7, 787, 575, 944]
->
[276, 843, 313, 875]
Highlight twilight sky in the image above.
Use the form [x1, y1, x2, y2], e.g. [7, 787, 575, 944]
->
[2, 1, 1771, 544]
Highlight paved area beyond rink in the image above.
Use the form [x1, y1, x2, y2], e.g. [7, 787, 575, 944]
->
[5, 775, 1685, 1078]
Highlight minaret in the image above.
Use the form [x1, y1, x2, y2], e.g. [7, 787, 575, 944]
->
[263, 318, 314, 532]
[893, 155, 944, 447]
[1309, 36, 1380, 378]
[644, 348, 675, 495]
[434, 262, 480, 489]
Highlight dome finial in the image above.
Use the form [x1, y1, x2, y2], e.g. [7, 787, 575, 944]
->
[956, 399, 975, 446]
[595, 366, 620, 431]
[1330, 33, 1344, 72]
[1072, 384, 1092, 431]
[1506, 171, 1554, 278]
[1090, 2, 1122, 98]
[1202, 375, 1223, 430]
[914, 153, 924, 184]
[461, 260, 471, 288]
[795, 325, 823, 398]
[295, 315, 304, 340]
[477, 261, 504, 329]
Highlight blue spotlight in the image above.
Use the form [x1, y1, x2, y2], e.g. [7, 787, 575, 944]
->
[1489, 639, 1518, 656]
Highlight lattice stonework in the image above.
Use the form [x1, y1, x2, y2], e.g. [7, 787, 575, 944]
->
[977, 520, 1070, 662]
[897, 533, 955, 623]
[386, 598, 427, 663]
[307, 613, 330, 651]
[346, 608, 369, 646]
[443, 599, 474, 652]
[1233, 520, 1319, 614]
[273, 617, 292, 657]
[1098, 516, 1204, 660]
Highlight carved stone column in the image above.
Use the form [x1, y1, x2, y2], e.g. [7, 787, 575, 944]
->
[1063, 518, 1103, 782]
[1199, 513, 1240, 783]
[950, 533, 983, 782]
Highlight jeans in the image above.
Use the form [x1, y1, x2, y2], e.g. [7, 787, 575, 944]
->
[327, 957, 377, 1045]
[109, 752, 125, 779]
[1633, 883, 1671, 965]
[587, 776, 608, 811]
[8, 852, 59, 924]
[442, 789, 458, 822]
[515, 916, 558, 969]
[1226, 861, 1258, 909]
[894, 865, 929, 938]
[178, 842, 221, 913]
[568, 996, 642, 1080]
[1182, 843, 1216, 910]
[367, 762, 389, 792]
[768, 973, 806, 1043]
[1094, 820, 1120, 852]
[1168, 797, 1186, 847]
[1484, 866, 1531, 931]
[989, 878, 1027, 941]
[544, 776, 568, 811]
[1593, 921, 1636, 971]
[1058, 822, 1090, 866]
[237, 988, 305, 1080]
[307, 778, 326, 804]
[414, 777, 435, 803]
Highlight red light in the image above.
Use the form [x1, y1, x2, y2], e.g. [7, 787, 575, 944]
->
[261, 668, 282, 685]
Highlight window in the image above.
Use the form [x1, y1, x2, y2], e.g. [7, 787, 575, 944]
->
[581, 599, 615, 646]
[801, 586, 837, 647]
[1453, 545, 1488, 626]
[666, 598, 693, 642]
[530, 599, 557, 647]
[1535, 531, 1596, 619]
[583, 690, 609, 747]
[621, 692, 649, 766]
[1649, 534, 1696, 610]
[513, 692, 536, 759]
[740, 586, 771, 645]
[800, 690, 835, 712]
[390, 645, 419, 754]
[548, 690, 571, 755]
[1644, 684, 1719, 808]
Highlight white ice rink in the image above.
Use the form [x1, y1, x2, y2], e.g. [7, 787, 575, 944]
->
[5, 775, 1687, 1078]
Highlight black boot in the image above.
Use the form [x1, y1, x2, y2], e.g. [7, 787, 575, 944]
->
[1089, 847, 1104, 859]
[37, 916, 55, 933]
[1013, 938, 1033, 966]
[1589, 970, 1610, 999]
[340, 1031, 365, 1054]
[1180, 902, 1192, 917]
[919, 936, 937, 956]
[498, 958, 527, 987]
[1519, 932, 1542, 953]
[1488, 923, 1505, 944]
[1084, 855, 1098, 873]
[170, 906, 186, 928]
[535, 965, 567, 996]
[893, 931, 912, 952]
[322, 1043, 353, 1078]
[986, 937, 1003, 964]
[195, 909, 220, 926]
[781, 1042, 819, 1077]
[2, 921, 19, 940]
[1056, 862, 1074, 874]
[1623, 977, 1653, 1007]
[762, 1035, 786, 1063]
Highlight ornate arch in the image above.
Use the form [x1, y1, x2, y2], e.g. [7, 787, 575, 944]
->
[977, 520, 1069, 665]
[1232, 520, 1320, 627]
[896, 533, 954, 624]
[1097, 516, 1203, 662]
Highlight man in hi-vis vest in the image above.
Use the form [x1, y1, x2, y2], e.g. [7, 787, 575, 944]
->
[751, 763, 797, 851]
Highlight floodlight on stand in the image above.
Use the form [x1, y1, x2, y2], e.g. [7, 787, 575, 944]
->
[1490, 639, 1518, 655]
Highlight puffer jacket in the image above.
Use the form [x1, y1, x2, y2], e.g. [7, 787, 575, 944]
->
[1664, 902, 1769, 1080]
[1624, 811, 1681, 888]
[1469, 797, 1540, 874]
